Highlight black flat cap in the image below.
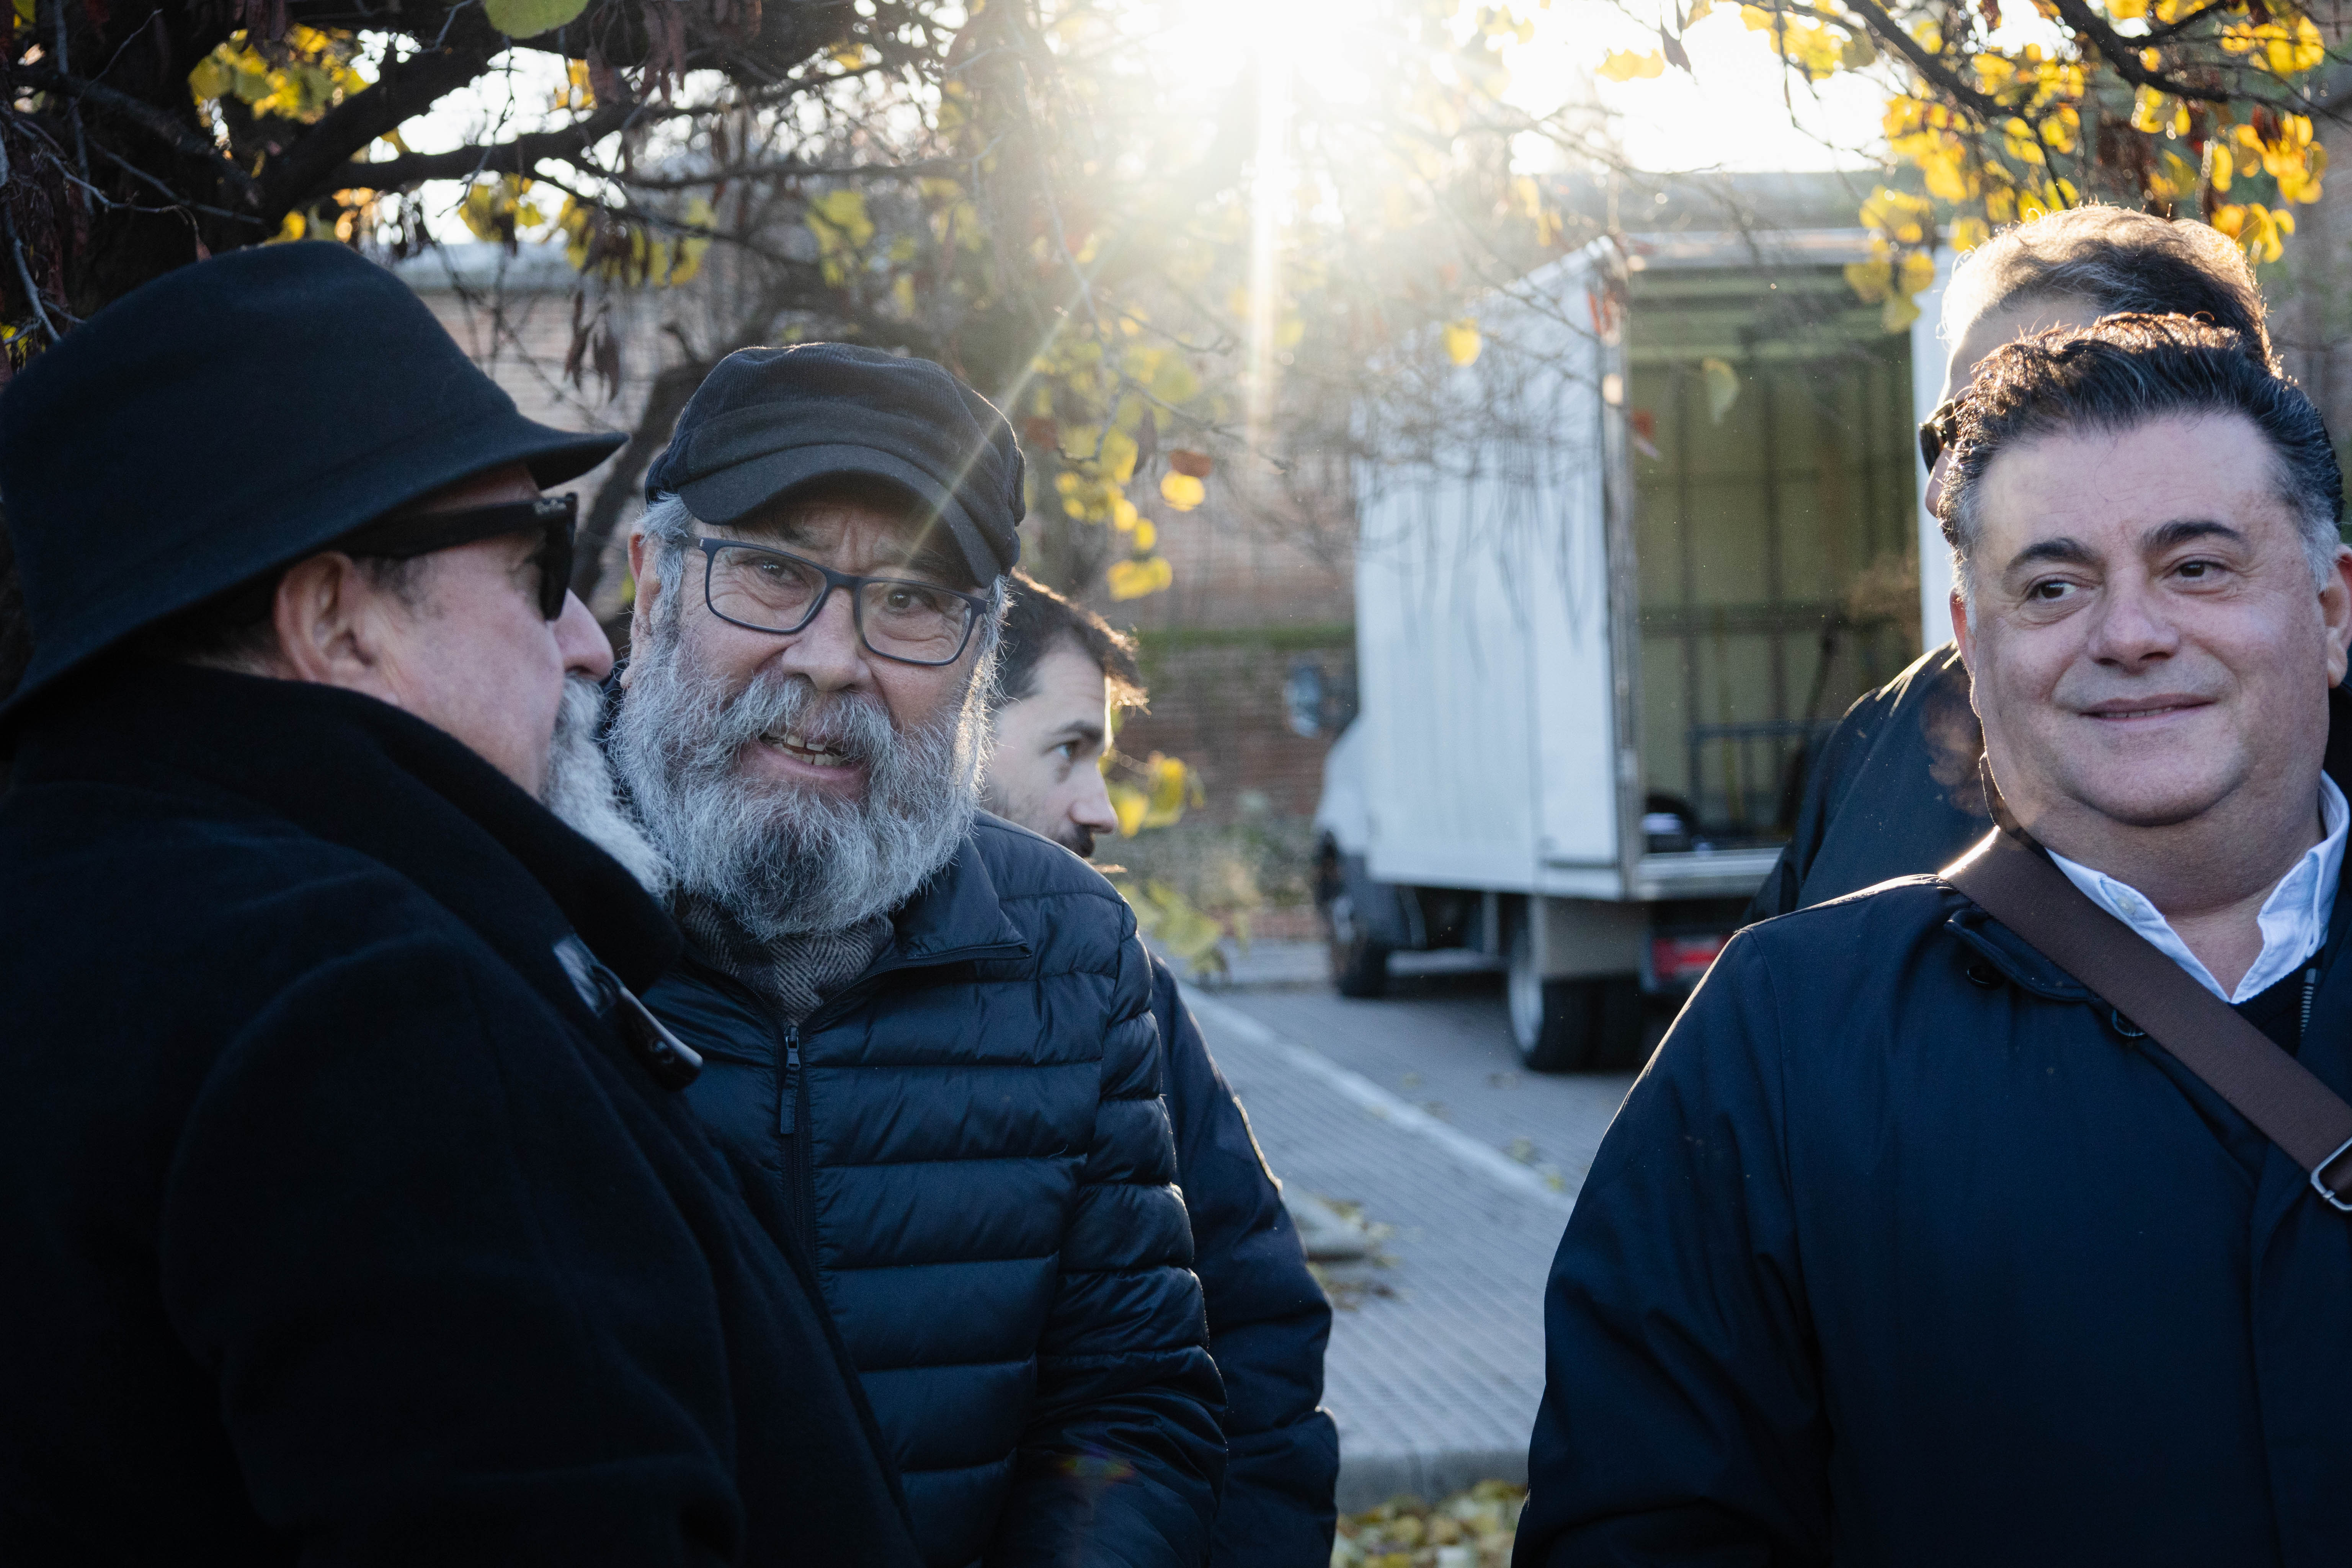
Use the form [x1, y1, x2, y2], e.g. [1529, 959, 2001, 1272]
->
[647, 343, 1022, 584]
[0, 242, 622, 736]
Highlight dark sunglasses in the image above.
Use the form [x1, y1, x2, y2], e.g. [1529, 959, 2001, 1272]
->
[335, 493, 578, 620]
[1918, 398, 1961, 472]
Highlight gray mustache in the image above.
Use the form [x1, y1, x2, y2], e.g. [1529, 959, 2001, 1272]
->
[677, 669, 900, 778]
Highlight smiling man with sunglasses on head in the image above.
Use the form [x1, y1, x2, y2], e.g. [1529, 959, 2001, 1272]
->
[612, 344, 1225, 1568]
[0, 245, 921, 1567]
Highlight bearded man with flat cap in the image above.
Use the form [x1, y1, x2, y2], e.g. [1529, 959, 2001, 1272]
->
[612, 343, 1225, 1568]
[0, 246, 919, 1568]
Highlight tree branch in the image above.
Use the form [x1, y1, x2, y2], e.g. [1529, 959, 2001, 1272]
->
[257, 43, 499, 222]
[1835, 0, 2006, 122]
[8, 62, 263, 206]
[322, 100, 636, 194]
[611, 155, 969, 190]
[2044, 0, 2285, 105]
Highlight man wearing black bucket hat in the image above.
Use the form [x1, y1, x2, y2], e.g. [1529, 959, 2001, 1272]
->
[610, 344, 1227, 1568]
[0, 246, 920, 1567]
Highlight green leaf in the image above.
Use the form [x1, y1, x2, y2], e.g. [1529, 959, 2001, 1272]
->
[482, 0, 592, 38]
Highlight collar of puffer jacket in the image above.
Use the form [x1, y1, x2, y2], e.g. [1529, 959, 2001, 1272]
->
[882, 813, 1032, 964]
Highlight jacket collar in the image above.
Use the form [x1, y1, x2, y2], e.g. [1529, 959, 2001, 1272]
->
[9, 661, 680, 1001]
[884, 814, 1030, 964]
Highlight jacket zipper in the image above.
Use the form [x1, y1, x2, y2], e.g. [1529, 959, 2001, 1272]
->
[2302, 965, 2321, 1042]
[778, 1023, 815, 1258]
[681, 940, 1025, 1272]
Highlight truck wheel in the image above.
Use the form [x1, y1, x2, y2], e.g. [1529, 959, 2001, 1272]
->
[1507, 923, 1643, 1072]
[1326, 894, 1390, 998]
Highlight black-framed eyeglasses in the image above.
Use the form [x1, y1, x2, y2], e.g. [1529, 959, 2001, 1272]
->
[337, 493, 578, 620]
[696, 537, 988, 667]
[1918, 397, 1961, 472]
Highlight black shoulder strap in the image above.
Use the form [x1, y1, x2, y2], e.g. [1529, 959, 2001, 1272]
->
[1942, 826, 2352, 1210]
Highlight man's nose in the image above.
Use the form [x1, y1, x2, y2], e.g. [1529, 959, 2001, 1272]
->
[1071, 764, 1121, 838]
[554, 591, 615, 682]
[2082, 576, 2181, 668]
[770, 585, 872, 692]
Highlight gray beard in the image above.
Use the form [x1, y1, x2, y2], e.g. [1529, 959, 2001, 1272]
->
[608, 620, 986, 940]
[542, 674, 673, 896]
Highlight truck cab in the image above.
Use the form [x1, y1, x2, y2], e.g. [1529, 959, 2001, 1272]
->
[1316, 228, 1948, 1070]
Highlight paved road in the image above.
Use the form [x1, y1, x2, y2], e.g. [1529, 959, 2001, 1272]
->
[1176, 946, 1650, 1508]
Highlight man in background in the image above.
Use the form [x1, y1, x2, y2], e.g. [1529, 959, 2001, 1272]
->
[983, 570, 1341, 1566]
[1747, 206, 2274, 919]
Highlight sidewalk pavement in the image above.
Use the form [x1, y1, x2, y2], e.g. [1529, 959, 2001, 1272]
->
[1178, 957, 1639, 1511]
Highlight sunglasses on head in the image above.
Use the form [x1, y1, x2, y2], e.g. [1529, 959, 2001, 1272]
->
[1918, 398, 1961, 473]
[335, 493, 578, 620]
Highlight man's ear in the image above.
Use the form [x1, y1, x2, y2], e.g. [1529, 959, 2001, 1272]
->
[2324, 543, 2352, 688]
[622, 529, 658, 690]
[269, 553, 398, 697]
[1949, 587, 1975, 672]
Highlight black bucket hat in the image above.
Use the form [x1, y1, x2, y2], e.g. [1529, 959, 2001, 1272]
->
[645, 343, 1023, 585]
[0, 242, 623, 736]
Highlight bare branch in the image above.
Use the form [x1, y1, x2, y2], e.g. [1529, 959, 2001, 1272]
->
[8, 62, 263, 206]
[612, 156, 970, 190]
[320, 100, 636, 194]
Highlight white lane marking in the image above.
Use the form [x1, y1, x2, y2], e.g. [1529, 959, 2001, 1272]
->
[1182, 988, 1578, 1217]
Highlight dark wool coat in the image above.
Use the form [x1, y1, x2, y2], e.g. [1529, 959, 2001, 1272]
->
[1744, 642, 1989, 923]
[0, 666, 921, 1568]
[1519, 716, 2352, 1567]
[1147, 956, 1340, 1567]
[645, 815, 1227, 1568]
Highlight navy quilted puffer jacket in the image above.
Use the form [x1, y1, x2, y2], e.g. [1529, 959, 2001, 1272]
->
[644, 815, 1226, 1568]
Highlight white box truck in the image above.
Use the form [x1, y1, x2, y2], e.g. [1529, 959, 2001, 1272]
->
[1313, 228, 1951, 1070]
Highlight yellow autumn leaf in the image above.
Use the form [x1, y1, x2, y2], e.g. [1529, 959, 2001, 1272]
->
[1100, 426, 1140, 483]
[1159, 471, 1205, 511]
[1596, 49, 1666, 81]
[1442, 318, 1482, 366]
[1844, 257, 1893, 304]
[809, 188, 875, 248]
[1898, 250, 1937, 296]
[188, 54, 232, 102]
[1107, 555, 1175, 599]
[1950, 215, 1991, 251]
[1106, 782, 1148, 837]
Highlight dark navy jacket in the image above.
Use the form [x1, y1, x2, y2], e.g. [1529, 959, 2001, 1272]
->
[1146, 957, 1340, 1566]
[645, 815, 1225, 1568]
[1519, 812, 2352, 1565]
[0, 666, 920, 1567]
[1745, 642, 1988, 922]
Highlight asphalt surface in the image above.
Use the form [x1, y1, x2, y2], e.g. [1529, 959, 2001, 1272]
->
[1177, 944, 1649, 1509]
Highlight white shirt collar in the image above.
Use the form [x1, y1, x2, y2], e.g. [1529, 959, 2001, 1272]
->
[2046, 775, 2348, 1005]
